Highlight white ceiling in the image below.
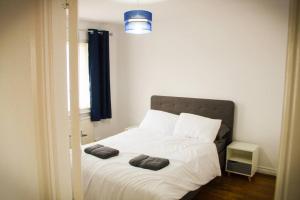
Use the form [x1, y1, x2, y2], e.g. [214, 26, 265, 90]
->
[78, 0, 171, 23]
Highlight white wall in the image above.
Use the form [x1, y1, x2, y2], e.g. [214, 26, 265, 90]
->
[0, 1, 40, 199]
[115, 0, 289, 174]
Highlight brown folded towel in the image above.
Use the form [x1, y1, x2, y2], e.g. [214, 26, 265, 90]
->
[84, 144, 104, 154]
[129, 154, 170, 171]
[90, 146, 119, 159]
[84, 144, 119, 159]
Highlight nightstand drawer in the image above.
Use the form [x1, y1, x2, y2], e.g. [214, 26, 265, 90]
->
[227, 160, 252, 175]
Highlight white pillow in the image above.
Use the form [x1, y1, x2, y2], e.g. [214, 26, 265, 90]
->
[139, 109, 179, 135]
[173, 113, 221, 142]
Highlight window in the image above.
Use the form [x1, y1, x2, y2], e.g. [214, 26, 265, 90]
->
[78, 43, 90, 110]
[67, 42, 90, 112]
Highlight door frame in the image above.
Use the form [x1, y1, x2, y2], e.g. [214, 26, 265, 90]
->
[32, 0, 76, 199]
[68, 0, 83, 199]
[275, 0, 300, 199]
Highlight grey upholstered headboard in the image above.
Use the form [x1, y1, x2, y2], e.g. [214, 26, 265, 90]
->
[151, 95, 235, 146]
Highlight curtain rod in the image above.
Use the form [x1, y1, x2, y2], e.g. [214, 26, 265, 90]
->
[78, 29, 113, 36]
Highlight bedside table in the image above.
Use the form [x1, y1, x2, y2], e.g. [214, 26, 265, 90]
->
[226, 141, 259, 181]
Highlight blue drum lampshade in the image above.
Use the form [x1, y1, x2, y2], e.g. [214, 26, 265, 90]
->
[124, 10, 152, 34]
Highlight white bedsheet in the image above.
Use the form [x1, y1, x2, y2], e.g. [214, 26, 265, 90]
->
[82, 128, 221, 200]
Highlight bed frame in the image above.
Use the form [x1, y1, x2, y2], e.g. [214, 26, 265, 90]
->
[151, 95, 235, 200]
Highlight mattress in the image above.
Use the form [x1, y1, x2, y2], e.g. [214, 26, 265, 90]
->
[82, 128, 221, 200]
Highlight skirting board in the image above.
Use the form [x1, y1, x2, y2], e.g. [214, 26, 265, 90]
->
[257, 166, 277, 176]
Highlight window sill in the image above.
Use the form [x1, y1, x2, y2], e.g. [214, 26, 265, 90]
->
[80, 108, 90, 120]
[80, 108, 90, 114]
[68, 108, 91, 120]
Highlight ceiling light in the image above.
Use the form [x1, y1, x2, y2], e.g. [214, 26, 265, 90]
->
[124, 10, 152, 34]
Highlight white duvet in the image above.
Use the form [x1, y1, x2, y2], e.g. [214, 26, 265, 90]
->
[82, 128, 221, 200]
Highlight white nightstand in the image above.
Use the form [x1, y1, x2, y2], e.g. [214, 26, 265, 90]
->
[226, 141, 259, 181]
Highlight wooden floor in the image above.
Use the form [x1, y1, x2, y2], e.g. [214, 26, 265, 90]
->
[194, 173, 276, 200]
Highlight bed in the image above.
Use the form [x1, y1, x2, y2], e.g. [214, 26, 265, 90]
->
[82, 95, 235, 200]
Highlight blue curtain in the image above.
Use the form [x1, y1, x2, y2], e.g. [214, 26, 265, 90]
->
[88, 29, 112, 121]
